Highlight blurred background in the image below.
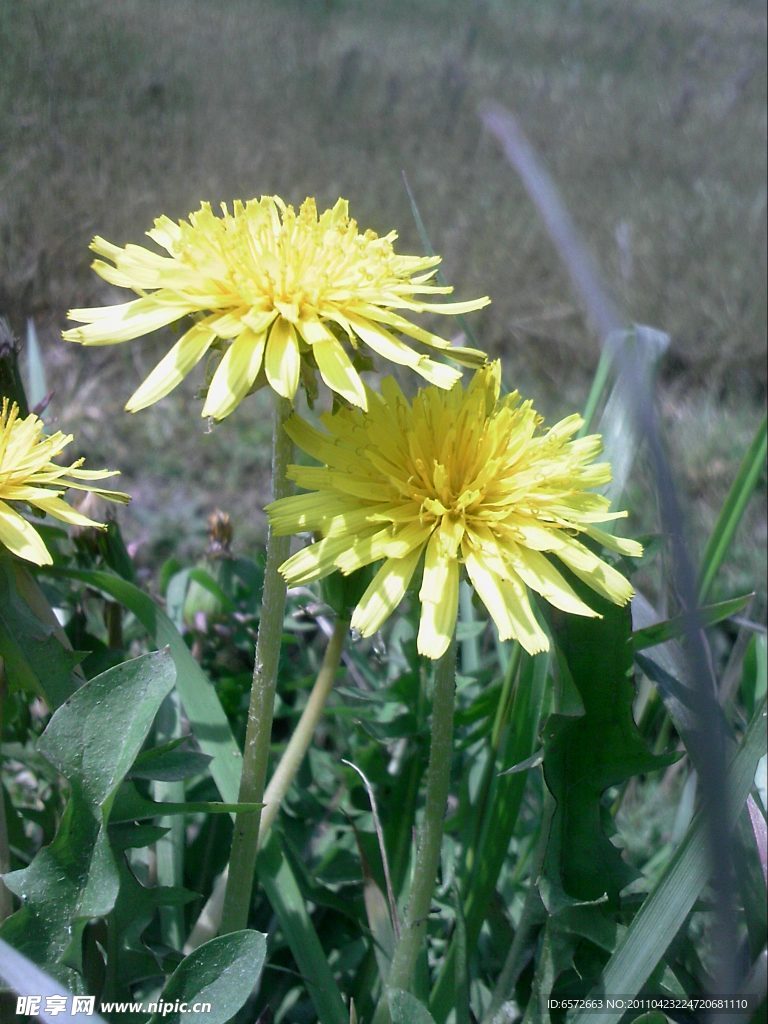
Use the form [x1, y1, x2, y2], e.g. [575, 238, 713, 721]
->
[2, 0, 765, 605]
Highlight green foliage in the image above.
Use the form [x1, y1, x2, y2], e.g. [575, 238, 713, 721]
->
[0, 556, 82, 708]
[571, 697, 766, 1024]
[146, 931, 267, 1024]
[698, 414, 767, 604]
[543, 596, 675, 906]
[388, 988, 437, 1023]
[53, 568, 244, 805]
[258, 835, 349, 1024]
[0, 472, 764, 1020]
[0, 652, 176, 986]
[2, 50, 766, 1014]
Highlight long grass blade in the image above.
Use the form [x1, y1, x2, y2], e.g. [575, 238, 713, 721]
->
[572, 697, 767, 1024]
[258, 833, 349, 1024]
[401, 172, 482, 350]
[698, 413, 767, 604]
[631, 593, 753, 652]
[480, 100, 741, 993]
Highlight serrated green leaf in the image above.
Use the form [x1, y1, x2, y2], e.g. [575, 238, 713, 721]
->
[146, 930, 267, 1024]
[544, 596, 675, 906]
[0, 557, 82, 708]
[109, 853, 197, 1000]
[38, 652, 176, 812]
[109, 782, 259, 822]
[0, 651, 175, 983]
[108, 823, 170, 851]
[431, 652, 549, 1023]
[47, 568, 242, 805]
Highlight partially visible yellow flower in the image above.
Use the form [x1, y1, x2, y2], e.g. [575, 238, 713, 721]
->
[0, 399, 129, 566]
[63, 197, 489, 419]
[267, 363, 642, 659]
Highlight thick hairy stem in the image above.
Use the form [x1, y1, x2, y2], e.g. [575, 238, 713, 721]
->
[186, 616, 348, 950]
[220, 395, 292, 934]
[373, 639, 457, 1022]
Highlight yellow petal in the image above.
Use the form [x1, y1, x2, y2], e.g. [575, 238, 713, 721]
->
[312, 339, 368, 409]
[297, 319, 336, 346]
[414, 358, 463, 390]
[351, 547, 422, 637]
[0, 501, 52, 565]
[335, 520, 428, 574]
[464, 549, 549, 655]
[265, 318, 301, 399]
[585, 525, 644, 558]
[344, 313, 423, 370]
[509, 546, 599, 618]
[64, 297, 194, 345]
[202, 328, 268, 420]
[280, 532, 378, 585]
[31, 496, 104, 529]
[555, 537, 634, 606]
[125, 322, 216, 412]
[417, 531, 460, 659]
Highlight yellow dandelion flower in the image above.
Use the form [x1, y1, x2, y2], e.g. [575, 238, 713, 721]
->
[0, 399, 129, 566]
[267, 362, 642, 659]
[63, 197, 490, 419]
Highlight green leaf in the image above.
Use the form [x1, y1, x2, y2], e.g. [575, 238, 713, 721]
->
[131, 745, 213, 782]
[0, 319, 29, 415]
[146, 930, 267, 1024]
[388, 988, 438, 1024]
[0, 557, 82, 708]
[430, 652, 549, 1023]
[571, 697, 767, 1024]
[741, 633, 767, 721]
[41, 572, 346, 1017]
[109, 853, 198, 1000]
[543, 596, 675, 906]
[48, 568, 242, 805]
[698, 412, 767, 603]
[258, 833, 349, 1024]
[0, 651, 175, 983]
[631, 593, 753, 652]
[38, 652, 176, 812]
[0, 938, 109, 1024]
[109, 782, 259, 822]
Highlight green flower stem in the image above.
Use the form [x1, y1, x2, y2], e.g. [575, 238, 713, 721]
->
[220, 394, 293, 935]
[373, 637, 457, 1021]
[186, 614, 348, 950]
[259, 615, 347, 837]
[0, 665, 12, 923]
